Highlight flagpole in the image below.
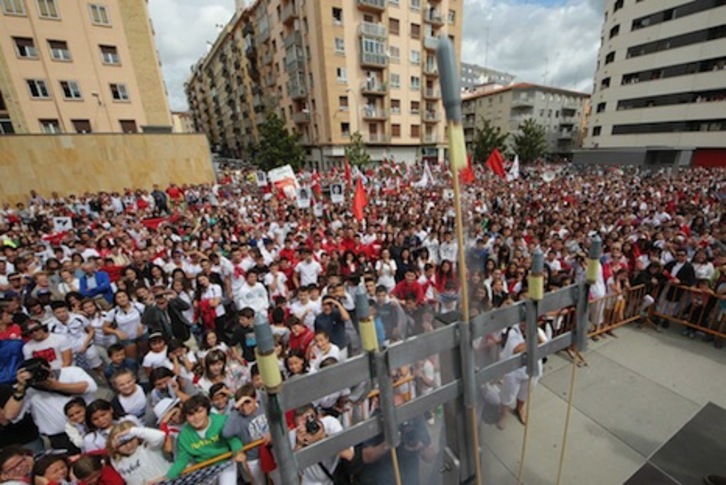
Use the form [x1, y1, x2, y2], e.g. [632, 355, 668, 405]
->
[437, 37, 483, 485]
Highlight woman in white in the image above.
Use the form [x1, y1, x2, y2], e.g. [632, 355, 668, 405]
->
[103, 290, 147, 360]
[171, 278, 196, 325]
[194, 273, 227, 338]
[57, 269, 80, 297]
[375, 249, 397, 293]
[80, 298, 116, 364]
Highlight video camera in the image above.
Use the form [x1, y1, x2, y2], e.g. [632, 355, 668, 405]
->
[20, 358, 52, 385]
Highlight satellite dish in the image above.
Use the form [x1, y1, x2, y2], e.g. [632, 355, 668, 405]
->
[542, 171, 556, 183]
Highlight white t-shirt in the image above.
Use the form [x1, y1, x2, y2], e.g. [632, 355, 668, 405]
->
[142, 348, 173, 370]
[235, 282, 269, 314]
[22, 333, 71, 370]
[295, 260, 323, 286]
[50, 313, 91, 353]
[376, 259, 397, 290]
[309, 343, 343, 371]
[202, 284, 226, 317]
[290, 299, 321, 331]
[106, 302, 146, 338]
[12, 366, 98, 435]
[117, 384, 148, 418]
[289, 416, 346, 485]
[264, 271, 288, 299]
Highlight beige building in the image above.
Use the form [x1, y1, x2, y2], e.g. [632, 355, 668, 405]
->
[0, 0, 172, 135]
[579, 0, 726, 166]
[462, 83, 589, 157]
[186, 0, 463, 167]
[172, 111, 196, 133]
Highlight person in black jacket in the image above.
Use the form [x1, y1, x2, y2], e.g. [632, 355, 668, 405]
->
[660, 249, 697, 328]
[142, 288, 195, 346]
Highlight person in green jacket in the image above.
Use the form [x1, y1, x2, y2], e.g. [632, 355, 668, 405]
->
[166, 394, 246, 483]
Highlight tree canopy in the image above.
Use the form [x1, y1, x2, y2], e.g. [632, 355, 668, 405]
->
[255, 112, 305, 171]
[511, 118, 547, 164]
[472, 118, 508, 164]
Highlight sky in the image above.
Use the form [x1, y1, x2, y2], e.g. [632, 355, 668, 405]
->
[149, 0, 607, 112]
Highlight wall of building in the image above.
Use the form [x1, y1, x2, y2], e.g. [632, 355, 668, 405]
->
[0, 133, 213, 204]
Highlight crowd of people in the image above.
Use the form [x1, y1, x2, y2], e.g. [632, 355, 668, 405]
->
[0, 162, 724, 484]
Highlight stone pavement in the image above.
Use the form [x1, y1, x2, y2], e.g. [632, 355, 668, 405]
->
[477, 324, 726, 484]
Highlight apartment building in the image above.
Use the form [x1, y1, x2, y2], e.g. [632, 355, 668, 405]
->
[460, 62, 514, 91]
[463, 83, 589, 157]
[579, 0, 726, 166]
[185, 0, 463, 166]
[0, 0, 172, 135]
[172, 111, 196, 133]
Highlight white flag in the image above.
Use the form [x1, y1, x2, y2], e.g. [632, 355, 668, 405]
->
[507, 155, 520, 182]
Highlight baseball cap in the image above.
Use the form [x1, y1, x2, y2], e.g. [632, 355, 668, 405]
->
[153, 397, 180, 424]
[148, 332, 165, 341]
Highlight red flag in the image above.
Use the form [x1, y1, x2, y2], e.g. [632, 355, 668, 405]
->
[344, 158, 352, 188]
[460, 153, 475, 185]
[311, 170, 322, 197]
[353, 178, 367, 221]
[486, 148, 506, 179]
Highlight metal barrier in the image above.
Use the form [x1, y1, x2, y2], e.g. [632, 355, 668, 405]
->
[650, 282, 726, 340]
[589, 284, 648, 338]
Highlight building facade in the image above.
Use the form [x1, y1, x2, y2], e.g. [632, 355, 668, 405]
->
[460, 62, 514, 91]
[463, 83, 589, 157]
[580, 0, 726, 166]
[185, 0, 463, 167]
[172, 111, 196, 133]
[0, 0, 172, 135]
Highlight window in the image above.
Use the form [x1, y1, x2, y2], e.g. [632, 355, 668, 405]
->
[448, 9, 456, 24]
[410, 76, 420, 91]
[27, 79, 50, 98]
[339, 95, 348, 110]
[410, 0, 420, 11]
[609, 24, 620, 39]
[334, 38, 345, 54]
[410, 100, 420, 114]
[600, 77, 611, 89]
[36, 0, 58, 18]
[410, 49, 420, 65]
[13, 37, 37, 58]
[60, 80, 82, 100]
[110, 83, 129, 101]
[89, 4, 110, 25]
[0, 118, 14, 134]
[410, 124, 420, 137]
[592, 126, 602, 136]
[332, 7, 342, 24]
[100, 45, 120, 64]
[72, 119, 91, 133]
[336, 67, 347, 83]
[48, 40, 71, 61]
[2, 0, 25, 15]
[605, 51, 615, 64]
[613, 0, 623, 12]
[596, 102, 606, 113]
[410, 23, 420, 39]
[341, 122, 350, 137]
[119, 120, 137, 133]
[40, 119, 61, 133]
[389, 46, 400, 63]
[389, 18, 399, 35]
[392, 124, 401, 137]
[390, 73, 400, 89]
[391, 99, 401, 114]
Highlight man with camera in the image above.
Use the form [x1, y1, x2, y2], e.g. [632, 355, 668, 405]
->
[290, 404, 353, 485]
[2, 357, 97, 452]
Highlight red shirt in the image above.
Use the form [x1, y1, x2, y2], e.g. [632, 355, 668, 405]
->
[392, 280, 425, 305]
[0, 324, 22, 340]
[289, 327, 315, 353]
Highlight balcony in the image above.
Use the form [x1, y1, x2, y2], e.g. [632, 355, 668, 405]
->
[252, 94, 263, 108]
[264, 75, 276, 88]
[359, 22, 387, 38]
[361, 107, 389, 120]
[285, 56, 305, 73]
[424, 63, 438, 76]
[261, 51, 273, 66]
[366, 132, 391, 143]
[245, 44, 257, 59]
[424, 9, 444, 26]
[424, 133, 438, 143]
[256, 25, 270, 44]
[423, 110, 440, 122]
[558, 129, 575, 140]
[255, 113, 267, 125]
[289, 82, 307, 100]
[292, 111, 311, 124]
[361, 51, 388, 68]
[511, 97, 535, 109]
[424, 36, 439, 51]
[423, 87, 440, 99]
[361, 80, 387, 96]
[357, 0, 386, 12]
[243, 23, 254, 37]
[284, 31, 303, 49]
[281, 3, 298, 25]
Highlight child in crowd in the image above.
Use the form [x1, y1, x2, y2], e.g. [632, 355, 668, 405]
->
[32, 453, 71, 485]
[83, 399, 140, 453]
[108, 422, 171, 485]
[309, 330, 342, 371]
[168, 338, 198, 381]
[197, 349, 246, 395]
[285, 349, 312, 379]
[63, 397, 88, 450]
[288, 316, 315, 354]
[209, 382, 235, 415]
[223, 383, 272, 484]
[71, 454, 125, 485]
[166, 395, 246, 484]
[110, 368, 147, 420]
[104, 343, 139, 385]
[141, 333, 172, 377]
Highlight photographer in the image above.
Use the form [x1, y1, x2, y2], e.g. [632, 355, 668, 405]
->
[2, 357, 97, 453]
[359, 395, 435, 484]
[290, 404, 353, 485]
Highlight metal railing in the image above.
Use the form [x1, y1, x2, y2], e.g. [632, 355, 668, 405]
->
[359, 21, 387, 38]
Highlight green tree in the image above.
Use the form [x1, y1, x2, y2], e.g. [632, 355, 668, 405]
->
[255, 112, 305, 171]
[512, 118, 548, 164]
[472, 118, 508, 164]
[344, 131, 371, 167]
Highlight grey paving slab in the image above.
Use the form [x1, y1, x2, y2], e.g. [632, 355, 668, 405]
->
[539, 351, 701, 457]
[481, 384, 644, 485]
[595, 325, 726, 408]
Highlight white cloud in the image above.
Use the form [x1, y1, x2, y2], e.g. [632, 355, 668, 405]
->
[461, 0, 605, 92]
[149, 0, 234, 111]
[151, 0, 605, 111]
